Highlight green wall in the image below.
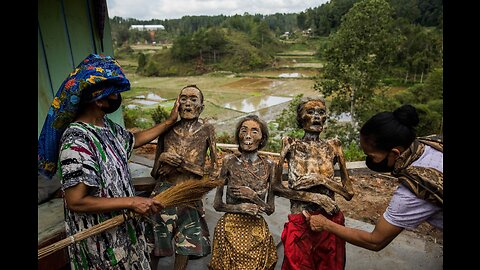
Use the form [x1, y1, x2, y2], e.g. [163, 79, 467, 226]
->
[38, 0, 124, 138]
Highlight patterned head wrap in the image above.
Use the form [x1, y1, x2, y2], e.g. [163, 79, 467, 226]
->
[38, 54, 130, 178]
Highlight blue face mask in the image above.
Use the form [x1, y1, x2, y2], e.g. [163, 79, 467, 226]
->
[365, 155, 393, 172]
[101, 94, 122, 114]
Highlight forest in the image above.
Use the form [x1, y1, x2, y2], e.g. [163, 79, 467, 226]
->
[108, 0, 443, 160]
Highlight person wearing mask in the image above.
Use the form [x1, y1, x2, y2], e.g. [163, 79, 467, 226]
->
[38, 53, 179, 269]
[303, 104, 443, 252]
[273, 97, 354, 270]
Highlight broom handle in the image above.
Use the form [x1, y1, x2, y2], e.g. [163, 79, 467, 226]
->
[38, 177, 216, 260]
[38, 192, 174, 260]
[38, 214, 128, 260]
[37, 190, 176, 260]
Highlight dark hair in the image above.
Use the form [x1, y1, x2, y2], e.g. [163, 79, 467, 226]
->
[180, 84, 204, 103]
[235, 115, 269, 151]
[296, 97, 326, 128]
[360, 104, 419, 151]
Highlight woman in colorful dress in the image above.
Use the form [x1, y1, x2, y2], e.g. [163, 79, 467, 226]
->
[38, 54, 179, 269]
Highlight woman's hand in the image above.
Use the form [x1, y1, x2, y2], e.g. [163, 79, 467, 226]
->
[309, 193, 339, 215]
[303, 210, 328, 231]
[166, 97, 180, 124]
[130, 197, 163, 216]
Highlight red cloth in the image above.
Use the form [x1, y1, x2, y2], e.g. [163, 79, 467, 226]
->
[281, 210, 346, 270]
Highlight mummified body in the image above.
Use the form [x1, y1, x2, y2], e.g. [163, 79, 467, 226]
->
[209, 115, 277, 270]
[148, 85, 218, 270]
[273, 98, 354, 270]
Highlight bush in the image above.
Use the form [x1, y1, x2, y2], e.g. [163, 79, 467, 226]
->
[151, 105, 170, 124]
[136, 53, 147, 73]
[114, 45, 134, 59]
[216, 132, 234, 144]
[342, 141, 366, 162]
[122, 105, 136, 128]
[322, 120, 359, 146]
[123, 106, 154, 129]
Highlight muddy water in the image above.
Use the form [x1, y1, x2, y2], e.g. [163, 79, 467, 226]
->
[123, 69, 321, 134]
[223, 95, 292, 113]
[212, 100, 293, 134]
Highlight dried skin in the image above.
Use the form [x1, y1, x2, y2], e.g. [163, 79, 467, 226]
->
[287, 139, 354, 200]
[213, 154, 275, 216]
[152, 120, 218, 186]
[213, 118, 275, 216]
[274, 99, 354, 215]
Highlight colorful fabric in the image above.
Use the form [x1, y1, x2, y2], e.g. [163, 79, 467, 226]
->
[145, 181, 211, 257]
[208, 213, 278, 270]
[60, 118, 151, 269]
[281, 211, 345, 270]
[38, 54, 130, 179]
[392, 136, 443, 206]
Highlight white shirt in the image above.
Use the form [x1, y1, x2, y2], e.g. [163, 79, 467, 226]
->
[383, 145, 443, 230]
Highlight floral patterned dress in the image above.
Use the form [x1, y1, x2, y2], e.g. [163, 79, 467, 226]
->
[59, 117, 150, 269]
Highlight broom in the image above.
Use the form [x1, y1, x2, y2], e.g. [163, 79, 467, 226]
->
[38, 177, 223, 260]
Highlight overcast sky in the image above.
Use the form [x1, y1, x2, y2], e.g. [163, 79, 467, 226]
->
[106, 0, 329, 20]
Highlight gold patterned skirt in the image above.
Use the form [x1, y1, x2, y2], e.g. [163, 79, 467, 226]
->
[208, 213, 277, 270]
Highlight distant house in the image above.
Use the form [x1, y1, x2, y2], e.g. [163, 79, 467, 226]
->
[130, 24, 165, 31]
[302, 28, 313, 36]
[280, 31, 291, 40]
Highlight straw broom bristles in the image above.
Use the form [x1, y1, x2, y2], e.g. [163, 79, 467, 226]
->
[38, 177, 223, 260]
[153, 177, 223, 207]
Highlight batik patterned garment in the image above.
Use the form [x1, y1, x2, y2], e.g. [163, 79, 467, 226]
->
[208, 213, 277, 270]
[392, 136, 443, 207]
[59, 117, 150, 269]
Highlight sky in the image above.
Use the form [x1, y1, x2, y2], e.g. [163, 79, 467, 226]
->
[106, 0, 329, 20]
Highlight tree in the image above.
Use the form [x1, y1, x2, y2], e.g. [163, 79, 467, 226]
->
[314, 0, 402, 125]
[297, 12, 308, 30]
[171, 34, 197, 61]
[151, 105, 170, 124]
[205, 27, 227, 63]
[251, 21, 275, 48]
[136, 53, 147, 73]
[388, 0, 420, 23]
[393, 68, 443, 135]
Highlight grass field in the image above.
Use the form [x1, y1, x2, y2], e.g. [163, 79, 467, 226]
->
[117, 44, 324, 133]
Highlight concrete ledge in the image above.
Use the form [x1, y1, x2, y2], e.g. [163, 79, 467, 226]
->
[38, 198, 65, 244]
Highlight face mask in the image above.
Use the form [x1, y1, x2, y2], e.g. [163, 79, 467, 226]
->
[365, 155, 393, 172]
[101, 94, 122, 114]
